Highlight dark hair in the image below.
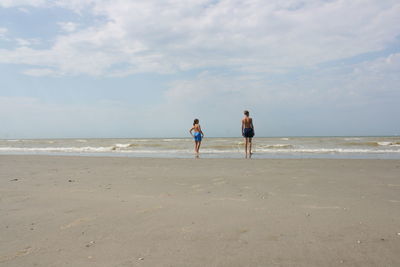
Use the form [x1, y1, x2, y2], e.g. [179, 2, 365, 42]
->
[193, 118, 199, 126]
[244, 110, 249, 116]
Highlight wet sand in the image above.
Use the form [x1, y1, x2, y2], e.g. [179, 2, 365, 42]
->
[1, 155, 400, 266]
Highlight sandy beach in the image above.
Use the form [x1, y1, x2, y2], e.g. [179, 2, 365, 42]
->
[1, 155, 399, 266]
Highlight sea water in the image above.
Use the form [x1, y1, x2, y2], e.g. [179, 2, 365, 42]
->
[1, 137, 400, 159]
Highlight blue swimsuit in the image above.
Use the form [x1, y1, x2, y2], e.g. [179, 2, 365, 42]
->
[194, 132, 202, 141]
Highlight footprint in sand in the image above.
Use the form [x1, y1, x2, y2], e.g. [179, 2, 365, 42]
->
[0, 246, 35, 263]
[302, 205, 342, 210]
[60, 217, 92, 230]
[137, 206, 163, 214]
[181, 225, 194, 234]
[211, 197, 247, 202]
[191, 184, 205, 191]
[292, 194, 314, 198]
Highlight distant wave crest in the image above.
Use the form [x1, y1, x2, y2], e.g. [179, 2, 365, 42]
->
[344, 141, 400, 147]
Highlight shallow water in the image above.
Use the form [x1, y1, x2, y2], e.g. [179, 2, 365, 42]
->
[1, 136, 400, 159]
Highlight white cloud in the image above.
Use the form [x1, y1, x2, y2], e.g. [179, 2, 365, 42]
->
[0, 27, 8, 38]
[15, 38, 31, 46]
[22, 68, 57, 76]
[58, 22, 79, 32]
[15, 38, 41, 46]
[165, 52, 400, 108]
[0, 0, 47, 7]
[0, 0, 399, 76]
[17, 7, 30, 13]
[345, 53, 400, 102]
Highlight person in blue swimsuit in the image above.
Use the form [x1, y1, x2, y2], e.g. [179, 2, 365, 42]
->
[189, 118, 204, 155]
[242, 110, 255, 157]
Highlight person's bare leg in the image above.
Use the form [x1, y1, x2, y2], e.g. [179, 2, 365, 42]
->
[244, 138, 248, 156]
[194, 141, 198, 153]
[197, 141, 201, 153]
[249, 138, 252, 155]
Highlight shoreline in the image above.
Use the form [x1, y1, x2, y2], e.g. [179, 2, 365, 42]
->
[2, 154, 400, 162]
[1, 155, 400, 266]
[1, 152, 400, 160]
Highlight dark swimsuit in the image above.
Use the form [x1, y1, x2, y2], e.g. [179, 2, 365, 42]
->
[243, 128, 254, 138]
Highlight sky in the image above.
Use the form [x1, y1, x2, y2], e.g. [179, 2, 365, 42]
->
[0, 0, 399, 138]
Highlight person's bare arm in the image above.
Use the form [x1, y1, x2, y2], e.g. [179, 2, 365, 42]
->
[199, 125, 204, 137]
[189, 127, 194, 136]
[241, 119, 245, 136]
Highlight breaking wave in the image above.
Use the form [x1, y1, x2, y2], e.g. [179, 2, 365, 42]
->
[1, 146, 399, 154]
[255, 148, 400, 154]
[344, 141, 400, 147]
[0, 146, 114, 153]
[259, 144, 294, 149]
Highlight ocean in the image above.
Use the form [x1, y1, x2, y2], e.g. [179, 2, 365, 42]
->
[1, 136, 400, 159]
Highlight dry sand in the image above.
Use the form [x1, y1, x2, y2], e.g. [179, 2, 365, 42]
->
[1, 155, 400, 266]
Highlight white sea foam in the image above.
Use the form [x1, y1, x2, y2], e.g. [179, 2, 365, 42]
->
[0, 146, 115, 153]
[260, 144, 293, 149]
[115, 143, 132, 148]
[117, 149, 189, 154]
[378, 142, 394, 146]
[162, 139, 189, 142]
[1, 145, 399, 154]
[255, 148, 400, 154]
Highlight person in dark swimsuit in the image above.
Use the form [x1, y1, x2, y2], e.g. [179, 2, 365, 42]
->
[242, 110, 254, 157]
